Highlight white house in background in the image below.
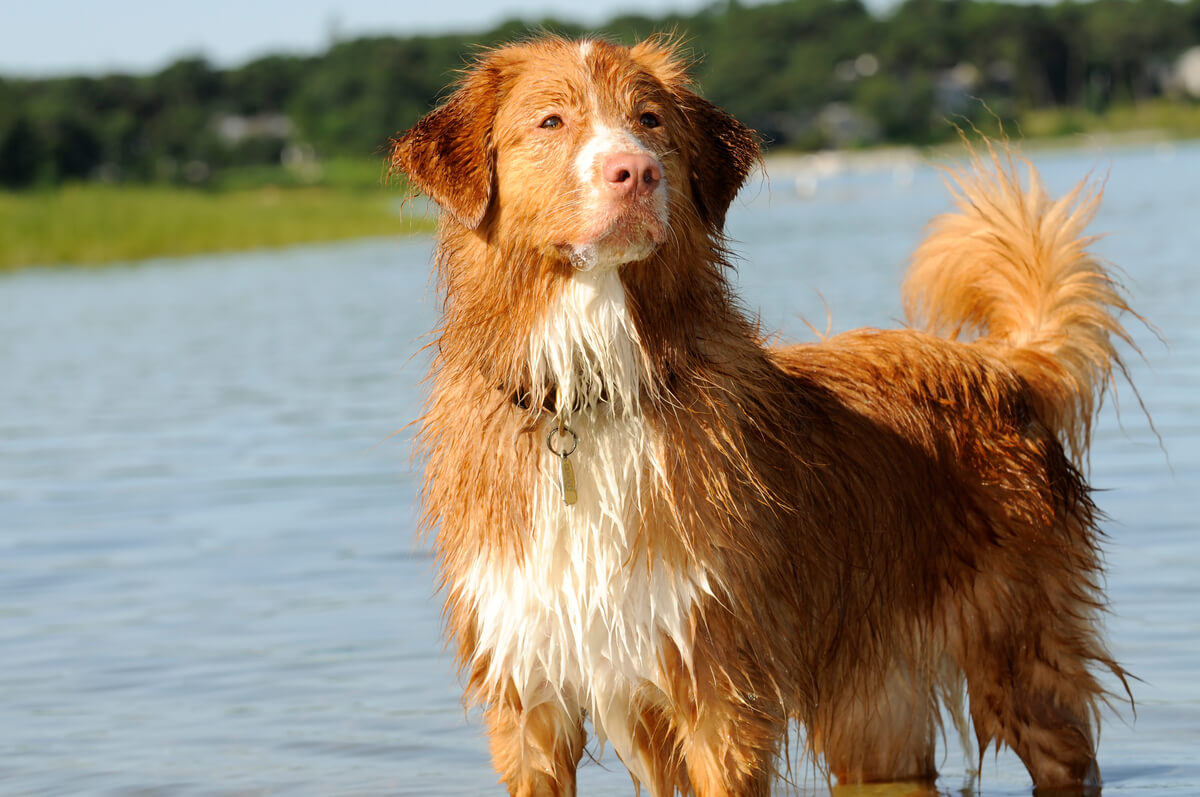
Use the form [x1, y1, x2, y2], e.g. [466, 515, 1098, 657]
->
[213, 113, 294, 146]
[1176, 47, 1200, 98]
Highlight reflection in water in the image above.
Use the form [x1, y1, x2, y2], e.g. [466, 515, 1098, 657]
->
[831, 781, 944, 797]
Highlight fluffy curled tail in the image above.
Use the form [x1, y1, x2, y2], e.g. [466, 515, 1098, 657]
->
[903, 141, 1137, 464]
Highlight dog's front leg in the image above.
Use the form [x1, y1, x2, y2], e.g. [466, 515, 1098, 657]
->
[483, 679, 585, 797]
[678, 697, 780, 797]
[664, 649, 783, 797]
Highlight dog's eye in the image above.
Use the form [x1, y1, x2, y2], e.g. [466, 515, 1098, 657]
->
[539, 115, 563, 130]
[639, 112, 661, 129]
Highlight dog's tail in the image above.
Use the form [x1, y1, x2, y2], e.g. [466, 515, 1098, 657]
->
[903, 141, 1137, 464]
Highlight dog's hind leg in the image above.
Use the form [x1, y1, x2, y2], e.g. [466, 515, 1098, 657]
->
[483, 679, 586, 797]
[955, 570, 1113, 794]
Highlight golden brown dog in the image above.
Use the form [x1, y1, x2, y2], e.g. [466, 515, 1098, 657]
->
[392, 35, 1135, 796]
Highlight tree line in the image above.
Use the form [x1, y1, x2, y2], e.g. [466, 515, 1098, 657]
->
[2, 0, 1199, 189]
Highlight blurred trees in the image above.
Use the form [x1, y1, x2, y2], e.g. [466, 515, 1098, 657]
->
[2, 0, 1200, 189]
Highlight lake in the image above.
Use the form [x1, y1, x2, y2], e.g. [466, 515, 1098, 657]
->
[2, 142, 1197, 795]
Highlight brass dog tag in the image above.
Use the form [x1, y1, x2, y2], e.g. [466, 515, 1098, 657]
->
[547, 423, 579, 507]
[558, 453, 578, 506]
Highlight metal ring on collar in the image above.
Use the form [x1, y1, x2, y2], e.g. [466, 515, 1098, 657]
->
[546, 425, 579, 457]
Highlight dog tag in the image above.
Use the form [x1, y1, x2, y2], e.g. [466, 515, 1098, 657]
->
[547, 424, 579, 507]
[558, 453, 578, 506]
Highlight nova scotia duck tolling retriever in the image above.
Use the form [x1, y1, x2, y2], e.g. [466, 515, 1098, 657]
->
[391, 35, 1139, 797]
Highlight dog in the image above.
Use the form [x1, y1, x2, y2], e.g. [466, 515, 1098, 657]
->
[391, 35, 1136, 796]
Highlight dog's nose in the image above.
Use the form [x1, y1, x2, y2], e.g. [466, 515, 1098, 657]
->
[603, 153, 662, 197]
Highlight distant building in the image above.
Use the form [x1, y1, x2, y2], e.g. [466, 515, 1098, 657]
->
[934, 63, 982, 115]
[816, 103, 881, 148]
[1176, 47, 1200, 99]
[213, 113, 294, 146]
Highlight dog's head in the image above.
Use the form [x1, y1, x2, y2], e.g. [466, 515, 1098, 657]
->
[391, 36, 760, 271]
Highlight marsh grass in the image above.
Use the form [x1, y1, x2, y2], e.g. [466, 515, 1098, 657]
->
[1019, 99, 1200, 140]
[0, 161, 433, 270]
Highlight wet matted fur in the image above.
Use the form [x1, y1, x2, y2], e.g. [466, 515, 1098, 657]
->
[391, 35, 1137, 796]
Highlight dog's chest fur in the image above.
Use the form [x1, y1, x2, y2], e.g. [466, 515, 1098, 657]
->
[459, 269, 710, 757]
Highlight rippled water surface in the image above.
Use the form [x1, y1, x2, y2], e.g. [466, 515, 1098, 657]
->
[2, 143, 1197, 795]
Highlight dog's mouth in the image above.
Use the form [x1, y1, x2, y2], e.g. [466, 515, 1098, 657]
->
[563, 239, 658, 271]
[562, 204, 667, 271]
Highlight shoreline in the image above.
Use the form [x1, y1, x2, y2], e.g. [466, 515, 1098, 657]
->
[762, 127, 1194, 176]
[3, 128, 1194, 272]
[0, 184, 434, 273]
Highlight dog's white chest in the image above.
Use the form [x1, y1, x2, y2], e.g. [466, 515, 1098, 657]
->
[459, 270, 710, 760]
[462, 411, 708, 756]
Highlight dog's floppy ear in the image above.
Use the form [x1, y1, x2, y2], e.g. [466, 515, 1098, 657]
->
[390, 63, 502, 229]
[682, 94, 762, 230]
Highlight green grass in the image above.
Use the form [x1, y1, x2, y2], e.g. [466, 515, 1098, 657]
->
[1019, 99, 1200, 141]
[0, 161, 434, 271]
[212, 157, 397, 192]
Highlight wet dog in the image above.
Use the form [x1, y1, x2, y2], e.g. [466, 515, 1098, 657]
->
[392, 35, 1135, 796]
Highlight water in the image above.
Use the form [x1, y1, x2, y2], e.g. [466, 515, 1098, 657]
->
[1, 142, 1196, 795]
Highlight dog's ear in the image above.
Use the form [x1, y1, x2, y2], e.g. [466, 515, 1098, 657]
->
[682, 93, 761, 230]
[390, 63, 502, 229]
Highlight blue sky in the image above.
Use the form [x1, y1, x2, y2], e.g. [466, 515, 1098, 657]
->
[0, 0, 900, 78]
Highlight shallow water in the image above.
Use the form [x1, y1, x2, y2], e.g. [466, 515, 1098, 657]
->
[1, 142, 1197, 795]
